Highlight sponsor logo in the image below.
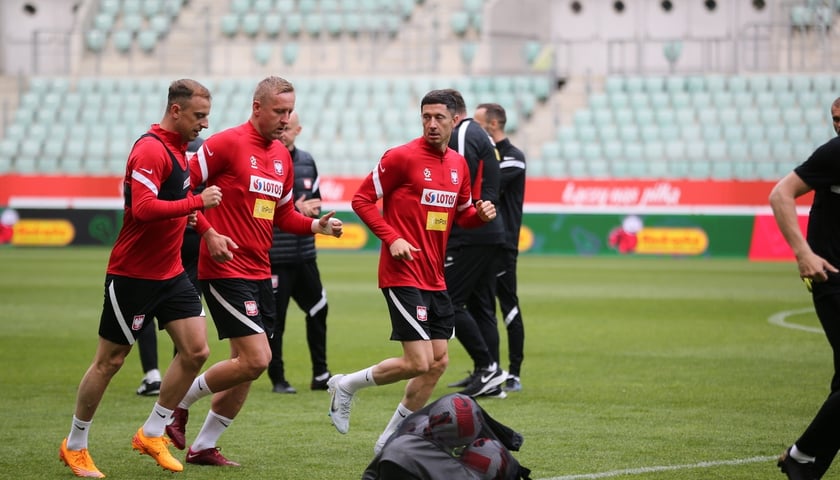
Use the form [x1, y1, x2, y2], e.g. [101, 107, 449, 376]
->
[426, 211, 448, 231]
[182, 178, 190, 189]
[253, 198, 275, 220]
[421, 189, 457, 208]
[139, 167, 152, 174]
[450, 169, 459, 184]
[244, 301, 258, 316]
[274, 160, 284, 176]
[250, 175, 284, 199]
[205, 146, 214, 156]
[132, 315, 145, 331]
[379, 162, 386, 173]
[480, 371, 498, 383]
[416, 305, 427, 322]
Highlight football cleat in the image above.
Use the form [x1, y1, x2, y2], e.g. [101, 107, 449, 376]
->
[136, 379, 161, 396]
[777, 447, 818, 480]
[311, 372, 331, 391]
[59, 438, 105, 478]
[327, 374, 354, 434]
[272, 381, 297, 394]
[165, 407, 188, 450]
[186, 447, 241, 467]
[503, 376, 522, 392]
[131, 427, 183, 472]
[458, 367, 506, 398]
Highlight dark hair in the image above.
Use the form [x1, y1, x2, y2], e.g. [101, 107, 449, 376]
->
[421, 89, 458, 116]
[167, 79, 211, 109]
[477, 102, 506, 129]
[437, 88, 467, 115]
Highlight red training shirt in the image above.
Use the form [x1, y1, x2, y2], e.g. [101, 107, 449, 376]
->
[191, 121, 314, 280]
[352, 137, 485, 291]
[107, 125, 205, 280]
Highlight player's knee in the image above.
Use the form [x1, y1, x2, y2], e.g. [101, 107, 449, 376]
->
[180, 344, 210, 370]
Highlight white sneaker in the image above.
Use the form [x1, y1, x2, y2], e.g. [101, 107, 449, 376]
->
[327, 374, 354, 434]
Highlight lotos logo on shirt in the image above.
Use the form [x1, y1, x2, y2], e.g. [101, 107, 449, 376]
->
[250, 175, 284, 199]
[421, 189, 457, 208]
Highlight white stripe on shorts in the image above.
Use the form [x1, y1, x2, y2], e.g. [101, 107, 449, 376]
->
[387, 288, 430, 341]
[108, 279, 135, 345]
[208, 283, 265, 334]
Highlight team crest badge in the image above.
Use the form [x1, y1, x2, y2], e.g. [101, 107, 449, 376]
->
[423, 167, 432, 182]
[303, 178, 312, 189]
[416, 305, 428, 322]
[250, 156, 258, 168]
[450, 169, 459, 184]
[132, 314, 145, 331]
[245, 301, 258, 316]
[274, 160, 283, 176]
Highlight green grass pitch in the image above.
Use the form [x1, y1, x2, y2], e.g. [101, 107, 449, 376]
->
[0, 247, 832, 479]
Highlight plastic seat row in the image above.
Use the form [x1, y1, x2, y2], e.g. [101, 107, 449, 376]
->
[604, 74, 837, 95]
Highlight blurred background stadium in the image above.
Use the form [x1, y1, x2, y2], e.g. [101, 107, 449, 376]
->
[0, 0, 838, 181]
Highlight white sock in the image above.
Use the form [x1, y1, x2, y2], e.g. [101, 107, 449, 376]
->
[142, 403, 173, 437]
[191, 410, 233, 452]
[145, 368, 161, 383]
[178, 373, 212, 409]
[379, 403, 413, 441]
[66, 416, 92, 450]
[342, 366, 377, 393]
[791, 444, 816, 463]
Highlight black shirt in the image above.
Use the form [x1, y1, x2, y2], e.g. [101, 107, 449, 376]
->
[496, 137, 526, 252]
[794, 136, 840, 267]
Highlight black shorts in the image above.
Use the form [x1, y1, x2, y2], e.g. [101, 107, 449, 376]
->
[98, 272, 204, 345]
[201, 278, 275, 340]
[382, 287, 454, 342]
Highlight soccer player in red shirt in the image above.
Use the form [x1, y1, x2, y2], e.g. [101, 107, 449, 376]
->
[60, 79, 236, 477]
[165, 76, 343, 467]
[326, 89, 497, 455]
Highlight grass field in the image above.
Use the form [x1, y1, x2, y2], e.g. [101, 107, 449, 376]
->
[0, 247, 832, 479]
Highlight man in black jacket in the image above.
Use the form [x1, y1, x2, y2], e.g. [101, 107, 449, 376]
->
[475, 103, 526, 393]
[266, 111, 331, 393]
[442, 90, 507, 398]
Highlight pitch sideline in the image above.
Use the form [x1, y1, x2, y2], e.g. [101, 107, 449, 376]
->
[539, 455, 776, 480]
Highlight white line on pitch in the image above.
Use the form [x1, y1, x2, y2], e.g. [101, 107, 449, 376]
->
[767, 307, 823, 334]
[540, 455, 777, 480]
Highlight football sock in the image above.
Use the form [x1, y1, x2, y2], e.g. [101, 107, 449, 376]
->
[178, 373, 212, 409]
[142, 403, 173, 437]
[144, 368, 161, 383]
[382, 403, 413, 438]
[66, 416, 92, 450]
[191, 410, 233, 452]
[791, 444, 816, 463]
[343, 366, 376, 393]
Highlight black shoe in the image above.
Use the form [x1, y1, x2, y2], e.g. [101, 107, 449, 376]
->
[447, 371, 475, 388]
[136, 379, 161, 396]
[272, 381, 297, 394]
[310, 372, 330, 391]
[778, 447, 818, 480]
[503, 376, 522, 392]
[458, 368, 506, 397]
[477, 386, 507, 399]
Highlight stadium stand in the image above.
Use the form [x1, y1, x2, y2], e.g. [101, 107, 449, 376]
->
[1, 0, 840, 179]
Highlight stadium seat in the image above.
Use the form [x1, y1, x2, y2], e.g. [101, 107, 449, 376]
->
[283, 43, 299, 66]
[137, 29, 158, 53]
[242, 13, 261, 37]
[112, 29, 133, 53]
[220, 14, 239, 37]
[263, 13, 282, 37]
[253, 42, 273, 65]
[85, 30, 106, 53]
[450, 11, 469, 36]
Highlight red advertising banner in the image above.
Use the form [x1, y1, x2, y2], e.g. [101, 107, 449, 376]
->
[0, 174, 814, 209]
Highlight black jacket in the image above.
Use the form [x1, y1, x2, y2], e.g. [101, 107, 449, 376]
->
[447, 118, 505, 248]
[268, 147, 320, 264]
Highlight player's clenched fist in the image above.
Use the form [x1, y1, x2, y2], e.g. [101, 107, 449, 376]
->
[200, 185, 223, 208]
[475, 199, 496, 222]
